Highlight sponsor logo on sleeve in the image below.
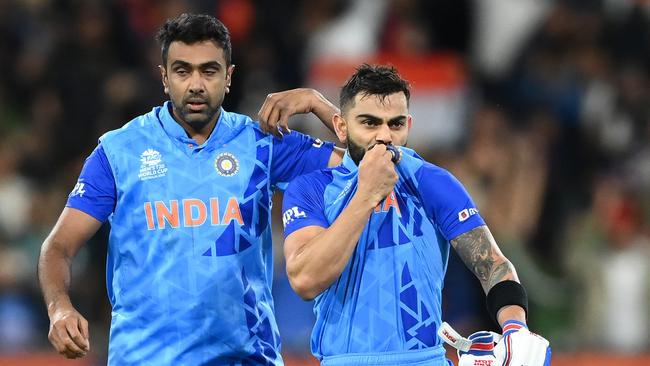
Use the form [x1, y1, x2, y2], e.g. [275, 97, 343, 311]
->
[458, 207, 479, 222]
[282, 206, 306, 227]
[70, 181, 86, 198]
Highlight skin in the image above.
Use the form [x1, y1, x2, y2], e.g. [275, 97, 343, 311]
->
[159, 40, 234, 144]
[284, 91, 526, 327]
[39, 40, 342, 359]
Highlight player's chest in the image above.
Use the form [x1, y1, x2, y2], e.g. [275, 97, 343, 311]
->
[118, 141, 271, 200]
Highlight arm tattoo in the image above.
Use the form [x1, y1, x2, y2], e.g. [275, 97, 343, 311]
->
[450, 225, 515, 292]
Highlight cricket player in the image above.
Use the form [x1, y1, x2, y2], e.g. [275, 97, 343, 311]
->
[282, 64, 551, 365]
[38, 13, 341, 365]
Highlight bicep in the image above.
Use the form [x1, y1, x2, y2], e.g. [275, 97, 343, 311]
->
[45, 207, 103, 259]
[284, 225, 326, 264]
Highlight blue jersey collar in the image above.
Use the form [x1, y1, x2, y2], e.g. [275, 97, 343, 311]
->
[158, 101, 232, 149]
[341, 150, 359, 172]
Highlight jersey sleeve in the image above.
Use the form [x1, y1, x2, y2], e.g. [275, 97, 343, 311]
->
[270, 130, 334, 190]
[65, 144, 117, 222]
[282, 173, 331, 238]
[416, 163, 485, 241]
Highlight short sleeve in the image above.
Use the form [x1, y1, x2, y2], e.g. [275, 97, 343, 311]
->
[66, 144, 117, 222]
[416, 163, 485, 241]
[281, 172, 332, 237]
[270, 131, 334, 189]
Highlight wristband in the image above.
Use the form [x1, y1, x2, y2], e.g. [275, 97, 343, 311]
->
[486, 280, 528, 327]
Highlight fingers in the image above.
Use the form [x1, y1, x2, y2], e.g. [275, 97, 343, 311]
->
[258, 89, 309, 136]
[366, 144, 395, 166]
[49, 314, 90, 359]
[257, 93, 277, 135]
[258, 93, 287, 137]
[277, 109, 291, 135]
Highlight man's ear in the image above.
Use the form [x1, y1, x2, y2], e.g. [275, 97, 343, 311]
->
[225, 64, 235, 93]
[159, 65, 169, 95]
[332, 114, 348, 144]
[407, 114, 413, 130]
[226, 64, 235, 84]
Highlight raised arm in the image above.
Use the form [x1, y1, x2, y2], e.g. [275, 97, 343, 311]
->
[258, 88, 339, 136]
[450, 225, 526, 327]
[284, 145, 396, 300]
[38, 208, 102, 359]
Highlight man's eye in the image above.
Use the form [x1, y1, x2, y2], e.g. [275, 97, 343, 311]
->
[203, 69, 217, 76]
[175, 69, 188, 75]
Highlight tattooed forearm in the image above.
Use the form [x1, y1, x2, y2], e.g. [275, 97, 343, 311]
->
[450, 225, 518, 293]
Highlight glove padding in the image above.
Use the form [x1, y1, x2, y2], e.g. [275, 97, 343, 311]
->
[457, 331, 499, 366]
[493, 320, 552, 366]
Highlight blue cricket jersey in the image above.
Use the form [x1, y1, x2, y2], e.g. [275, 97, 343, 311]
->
[282, 148, 484, 365]
[66, 102, 333, 365]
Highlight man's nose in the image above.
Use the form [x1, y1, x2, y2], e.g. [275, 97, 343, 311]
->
[188, 71, 205, 94]
[375, 124, 392, 144]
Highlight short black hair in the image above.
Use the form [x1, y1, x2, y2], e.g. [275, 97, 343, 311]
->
[156, 13, 232, 68]
[340, 64, 411, 112]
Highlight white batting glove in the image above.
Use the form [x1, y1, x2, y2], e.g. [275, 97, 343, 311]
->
[493, 320, 552, 366]
[438, 322, 500, 366]
[457, 331, 499, 366]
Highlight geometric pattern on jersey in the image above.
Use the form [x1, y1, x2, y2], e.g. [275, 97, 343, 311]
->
[242, 268, 281, 365]
[400, 262, 437, 349]
[369, 202, 411, 250]
[282, 148, 485, 362]
[204, 129, 270, 257]
[91, 102, 329, 365]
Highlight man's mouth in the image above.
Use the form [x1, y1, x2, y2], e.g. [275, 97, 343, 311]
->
[186, 99, 207, 111]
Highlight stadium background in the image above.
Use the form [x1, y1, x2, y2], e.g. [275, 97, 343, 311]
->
[0, 0, 649, 365]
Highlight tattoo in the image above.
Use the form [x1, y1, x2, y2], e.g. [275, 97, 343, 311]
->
[450, 225, 515, 292]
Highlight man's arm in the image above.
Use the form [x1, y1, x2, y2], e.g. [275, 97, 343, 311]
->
[284, 145, 397, 300]
[38, 208, 102, 359]
[258, 88, 339, 136]
[450, 225, 527, 327]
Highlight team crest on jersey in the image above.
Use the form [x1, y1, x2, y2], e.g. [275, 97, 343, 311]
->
[215, 152, 239, 177]
[138, 149, 168, 181]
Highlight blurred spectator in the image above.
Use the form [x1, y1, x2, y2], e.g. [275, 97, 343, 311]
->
[565, 175, 650, 353]
[0, 136, 33, 240]
[0, 0, 649, 361]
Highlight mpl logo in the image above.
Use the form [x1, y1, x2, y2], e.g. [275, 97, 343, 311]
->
[472, 360, 494, 366]
[282, 206, 306, 227]
[458, 207, 479, 222]
[70, 181, 86, 198]
[312, 138, 324, 148]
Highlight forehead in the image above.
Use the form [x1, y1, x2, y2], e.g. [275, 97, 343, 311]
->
[347, 92, 408, 117]
[167, 40, 226, 66]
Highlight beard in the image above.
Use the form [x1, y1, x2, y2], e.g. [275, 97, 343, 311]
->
[172, 94, 221, 131]
[347, 137, 368, 165]
[346, 138, 408, 165]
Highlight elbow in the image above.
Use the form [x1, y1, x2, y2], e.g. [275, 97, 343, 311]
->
[287, 272, 323, 301]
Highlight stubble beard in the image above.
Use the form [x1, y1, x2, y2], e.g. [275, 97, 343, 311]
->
[171, 92, 222, 132]
[347, 137, 367, 165]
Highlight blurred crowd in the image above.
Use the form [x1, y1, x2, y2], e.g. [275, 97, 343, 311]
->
[0, 0, 649, 362]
